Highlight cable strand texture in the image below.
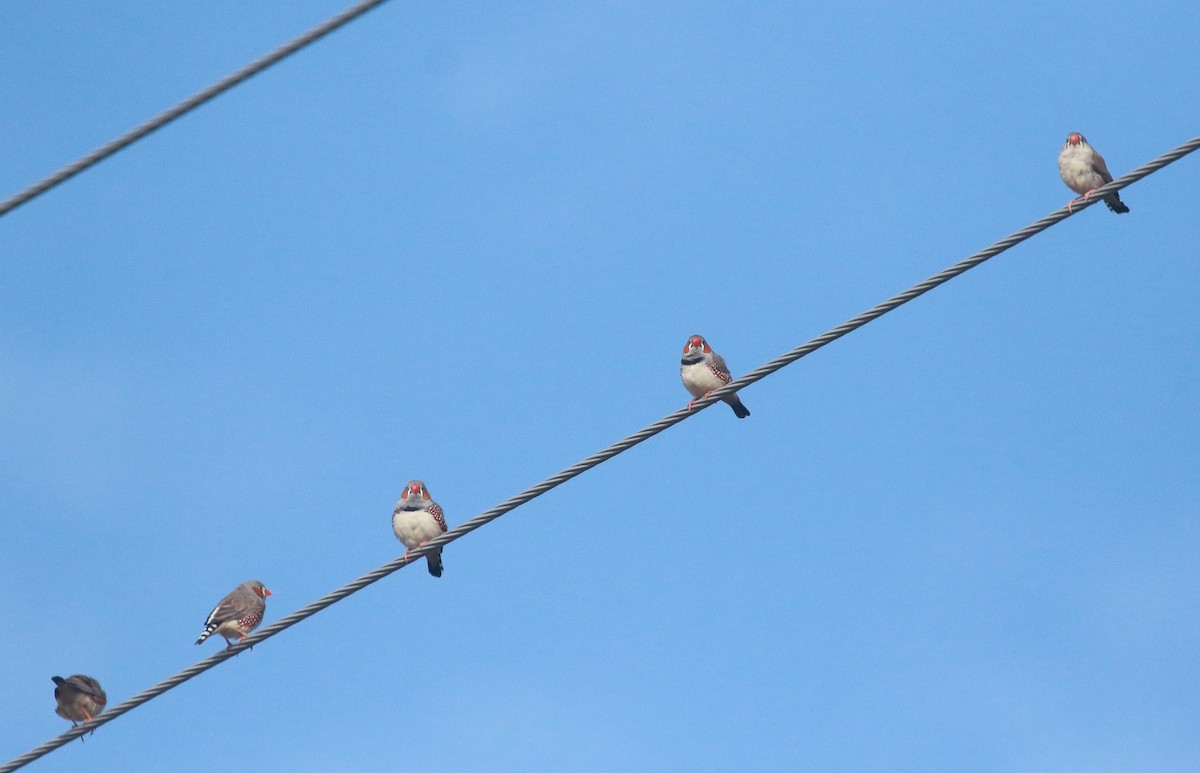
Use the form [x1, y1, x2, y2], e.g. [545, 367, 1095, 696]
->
[0, 0, 392, 219]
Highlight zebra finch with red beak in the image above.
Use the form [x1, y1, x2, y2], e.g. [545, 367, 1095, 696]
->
[1058, 132, 1129, 214]
[680, 334, 750, 418]
[195, 580, 271, 650]
[392, 480, 448, 577]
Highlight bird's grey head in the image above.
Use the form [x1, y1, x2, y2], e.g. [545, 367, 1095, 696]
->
[681, 334, 710, 364]
[242, 580, 272, 599]
[1064, 132, 1088, 149]
[397, 480, 431, 511]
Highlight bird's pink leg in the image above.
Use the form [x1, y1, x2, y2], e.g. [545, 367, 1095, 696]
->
[687, 391, 715, 411]
[80, 710, 99, 738]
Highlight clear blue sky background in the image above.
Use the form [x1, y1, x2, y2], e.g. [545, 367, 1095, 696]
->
[2, 2, 1198, 771]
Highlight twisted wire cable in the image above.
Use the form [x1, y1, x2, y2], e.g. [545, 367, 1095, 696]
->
[0, 0, 393, 219]
[3, 132, 1197, 772]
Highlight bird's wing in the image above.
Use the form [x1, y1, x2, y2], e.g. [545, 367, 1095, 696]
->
[66, 676, 104, 699]
[709, 353, 734, 383]
[204, 591, 247, 625]
[1091, 150, 1115, 183]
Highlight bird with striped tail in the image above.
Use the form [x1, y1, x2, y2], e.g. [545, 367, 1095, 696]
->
[195, 580, 271, 650]
[680, 334, 750, 418]
[392, 480, 448, 577]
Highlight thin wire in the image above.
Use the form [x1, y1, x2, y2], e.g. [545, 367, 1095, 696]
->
[4, 133, 1198, 772]
[0, 0, 393, 220]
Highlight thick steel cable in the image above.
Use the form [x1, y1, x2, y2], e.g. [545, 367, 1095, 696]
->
[0, 0, 392, 220]
[3, 133, 1197, 772]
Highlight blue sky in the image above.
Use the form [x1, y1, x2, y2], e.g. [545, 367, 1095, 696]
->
[2, 2, 1199, 771]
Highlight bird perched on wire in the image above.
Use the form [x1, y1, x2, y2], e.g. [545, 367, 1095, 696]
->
[680, 334, 750, 418]
[195, 580, 271, 650]
[1058, 132, 1129, 214]
[392, 480, 448, 577]
[51, 674, 107, 727]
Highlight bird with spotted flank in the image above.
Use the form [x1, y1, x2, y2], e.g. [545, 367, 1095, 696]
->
[392, 480, 449, 577]
[680, 334, 750, 418]
[195, 580, 271, 650]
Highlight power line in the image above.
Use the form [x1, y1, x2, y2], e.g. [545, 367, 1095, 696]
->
[0, 0, 393, 220]
[4, 132, 1196, 772]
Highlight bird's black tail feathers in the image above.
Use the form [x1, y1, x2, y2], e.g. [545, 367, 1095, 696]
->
[427, 549, 444, 578]
[194, 624, 217, 645]
[1105, 194, 1130, 214]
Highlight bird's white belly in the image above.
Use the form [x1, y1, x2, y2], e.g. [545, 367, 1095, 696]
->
[681, 361, 722, 398]
[214, 619, 245, 639]
[393, 510, 441, 548]
[1059, 150, 1100, 194]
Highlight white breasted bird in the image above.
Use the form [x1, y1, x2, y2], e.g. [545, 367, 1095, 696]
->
[195, 580, 271, 650]
[51, 674, 107, 727]
[392, 480, 448, 577]
[1058, 132, 1129, 213]
[680, 334, 750, 418]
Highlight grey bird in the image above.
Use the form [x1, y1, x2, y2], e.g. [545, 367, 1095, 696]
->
[52, 674, 107, 726]
[392, 480, 449, 577]
[1058, 132, 1129, 213]
[195, 580, 271, 650]
[680, 334, 750, 418]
